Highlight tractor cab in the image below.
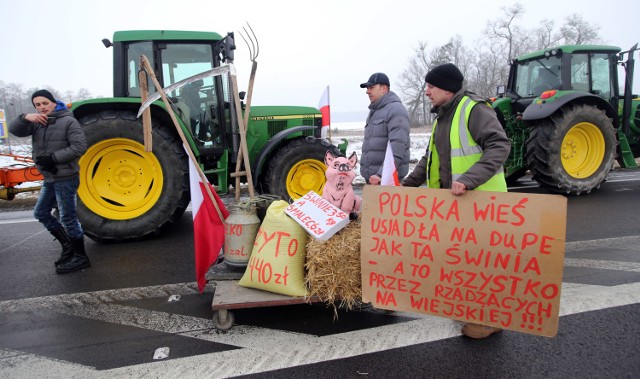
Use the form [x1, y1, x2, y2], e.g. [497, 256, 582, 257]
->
[108, 30, 237, 158]
[504, 45, 622, 114]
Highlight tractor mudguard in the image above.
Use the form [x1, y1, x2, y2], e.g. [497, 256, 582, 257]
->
[251, 125, 316, 187]
[522, 92, 616, 124]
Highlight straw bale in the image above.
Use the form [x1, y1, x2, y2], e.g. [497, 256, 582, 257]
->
[305, 218, 363, 314]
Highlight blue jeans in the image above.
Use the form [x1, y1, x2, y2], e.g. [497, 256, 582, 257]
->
[34, 177, 84, 239]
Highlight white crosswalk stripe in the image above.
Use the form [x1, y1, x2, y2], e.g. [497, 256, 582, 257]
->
[1, 239, 640, 378]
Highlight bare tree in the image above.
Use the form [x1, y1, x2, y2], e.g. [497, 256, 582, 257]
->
[397, 41, 431, 127]
[399, 6, 603, 121]
[63, 90, 75, 104]
[558, 14, 601, 45]
[398, 36, 477, 126]
[76, 88, 93, 101]
[531, 19, 562, 49]
[0, 81, 93, 121]
[484, 3, 527, 63]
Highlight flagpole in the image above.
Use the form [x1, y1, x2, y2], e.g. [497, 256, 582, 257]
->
[327, 86, 333, 142]
[140, 55, 225, 222]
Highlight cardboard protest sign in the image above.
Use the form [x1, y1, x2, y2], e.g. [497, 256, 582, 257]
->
[285, 191, 350, 241]
[360, 186, 567, 337]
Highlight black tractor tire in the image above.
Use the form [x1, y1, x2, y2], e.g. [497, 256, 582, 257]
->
[259, 137, 342, 202]
[77, 110, 190, 243]
[524, 104, 616, 195]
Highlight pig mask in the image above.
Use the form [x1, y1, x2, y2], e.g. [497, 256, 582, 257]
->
[322, 151, 361, 213]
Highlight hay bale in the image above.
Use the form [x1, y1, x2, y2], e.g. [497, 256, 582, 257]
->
[305, 218, 363, 313]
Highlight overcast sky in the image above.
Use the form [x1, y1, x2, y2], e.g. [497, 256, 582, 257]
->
[1, 0, 636, 116]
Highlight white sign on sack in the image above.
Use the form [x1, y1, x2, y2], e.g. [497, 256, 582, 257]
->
[285, 191, 350, 241]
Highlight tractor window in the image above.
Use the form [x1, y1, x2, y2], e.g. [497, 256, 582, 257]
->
[514, 56, 562, 97]
[160, 43, 225, 144]
[570, 54, 590, 92]
[590, 53, 612, 99]
[127, 42, 154, 97]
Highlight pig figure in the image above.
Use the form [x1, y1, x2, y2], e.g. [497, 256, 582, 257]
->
[322, 150, 361, 214]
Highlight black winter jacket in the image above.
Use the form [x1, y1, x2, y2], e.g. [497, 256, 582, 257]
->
[9, 109, 87, 183]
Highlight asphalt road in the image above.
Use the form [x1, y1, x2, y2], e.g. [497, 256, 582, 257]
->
[1, 171, 640, 378]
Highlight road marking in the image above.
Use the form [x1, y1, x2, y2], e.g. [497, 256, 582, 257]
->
[3, 280, 638, 378]
[565, 258, 640, 272]
[0, 218, 36, 225]
[2, 233, 640, 378]
[0, 229, 46, 254]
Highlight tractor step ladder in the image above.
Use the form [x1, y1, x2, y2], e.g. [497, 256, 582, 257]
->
[617, 130, 638, 168]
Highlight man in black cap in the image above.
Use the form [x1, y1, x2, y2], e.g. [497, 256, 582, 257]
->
[401, 63, 511, 338]
[9, 89, 90, 274]
[359, 72, 410, 184]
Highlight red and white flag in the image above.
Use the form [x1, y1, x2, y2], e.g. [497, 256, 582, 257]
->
[189, 159, 229, 293]
[381, 142, 400, 186]
[318, 85, 330, 139]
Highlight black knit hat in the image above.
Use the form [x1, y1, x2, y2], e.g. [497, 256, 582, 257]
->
[425, 63, 464, 93]
[31, 89, 56, 106]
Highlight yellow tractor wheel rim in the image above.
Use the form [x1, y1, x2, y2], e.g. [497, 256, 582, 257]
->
[78, 138, 163, 220]
[285, 158, 327, 199]
[561, 121, 606, 179]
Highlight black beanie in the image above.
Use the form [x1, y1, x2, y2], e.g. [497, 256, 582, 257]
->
[31, 89, 56, 106]
[425, 63, 464, 93]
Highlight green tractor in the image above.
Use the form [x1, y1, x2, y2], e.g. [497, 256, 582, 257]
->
[71, 30, 344, 242]
[493, 43, 639, 194]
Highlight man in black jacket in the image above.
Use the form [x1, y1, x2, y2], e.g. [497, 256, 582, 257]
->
[9, 89, 89, 274]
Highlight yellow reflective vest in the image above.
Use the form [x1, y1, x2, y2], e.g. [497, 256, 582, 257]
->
[427, 96, 507, 192]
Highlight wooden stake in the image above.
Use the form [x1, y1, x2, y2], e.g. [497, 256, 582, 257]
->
[233, 61, 258, 200]
[139, 70, 153, 152]
[229, 64, 255, 199]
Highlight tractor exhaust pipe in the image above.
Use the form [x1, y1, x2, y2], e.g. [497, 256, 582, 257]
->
[620, 43, 637, 136]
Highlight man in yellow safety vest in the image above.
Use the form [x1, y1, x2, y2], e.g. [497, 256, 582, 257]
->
[402, 63, 511, 338]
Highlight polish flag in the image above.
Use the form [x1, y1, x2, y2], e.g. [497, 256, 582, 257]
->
[189, 159, 229, 292]
[318, 85, 330, 139]
[381, 142, 400, 186]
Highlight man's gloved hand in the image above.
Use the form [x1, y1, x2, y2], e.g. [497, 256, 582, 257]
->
[35, 154, 58, 174]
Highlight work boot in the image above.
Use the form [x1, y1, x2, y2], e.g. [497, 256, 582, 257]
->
[56, 236, 91, 274]
[461, 323, 502, 339]
[50, 227, 73, 267]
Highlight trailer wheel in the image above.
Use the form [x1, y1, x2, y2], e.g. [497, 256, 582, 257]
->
[77, 111, 190, 242]
[525, 104, 616, 195]
[212, 310, 235, 330]
[260, 137, 342, 201]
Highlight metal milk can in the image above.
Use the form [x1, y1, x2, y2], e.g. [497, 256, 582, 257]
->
[224, 204, 261, 267]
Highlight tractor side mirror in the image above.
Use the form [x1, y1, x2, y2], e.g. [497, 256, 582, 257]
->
[223, 32, 236, 63]
[496, 85, 506, 97]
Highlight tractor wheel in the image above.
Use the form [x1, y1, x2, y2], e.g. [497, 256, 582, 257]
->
[524, 104, 616, 195]
[77, 111, 190, 242]
[260, 137, 342, 201]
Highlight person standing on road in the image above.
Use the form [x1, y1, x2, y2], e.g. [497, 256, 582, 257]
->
[359, 72, 411, 185]
[402, 63, 511, 338]
[9, 89, 89, 274]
